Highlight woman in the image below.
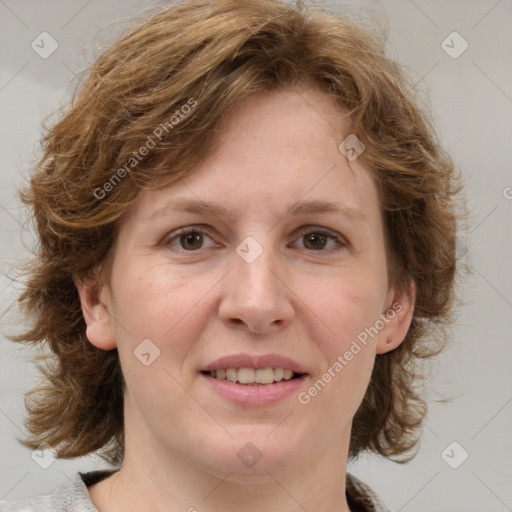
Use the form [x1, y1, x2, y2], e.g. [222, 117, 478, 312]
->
[2, 0, 459, 510]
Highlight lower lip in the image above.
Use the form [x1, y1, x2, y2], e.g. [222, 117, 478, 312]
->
[201, 373, 308, 405]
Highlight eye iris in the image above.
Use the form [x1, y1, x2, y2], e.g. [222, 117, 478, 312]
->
[304, 233, 327, 250]
[180, 232, 203, 250]
[176, 232, 332, 250]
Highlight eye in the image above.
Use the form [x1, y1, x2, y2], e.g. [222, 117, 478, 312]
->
[292, 228, 346, 252]
[163, 227, 218, 251]
[162, 226, 345, 253]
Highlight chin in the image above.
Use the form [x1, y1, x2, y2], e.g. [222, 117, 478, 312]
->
[194, 427, 306, 477]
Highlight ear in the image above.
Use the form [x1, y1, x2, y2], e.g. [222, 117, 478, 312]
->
[376, 281, 416, 355]
[74, 271, 117, 350]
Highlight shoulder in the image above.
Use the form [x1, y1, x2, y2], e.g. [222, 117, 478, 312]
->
[346, 472, 395, 512]
[0, 472, 112, 512]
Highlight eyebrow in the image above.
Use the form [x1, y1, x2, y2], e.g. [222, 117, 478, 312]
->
[145, 198, 367, 222]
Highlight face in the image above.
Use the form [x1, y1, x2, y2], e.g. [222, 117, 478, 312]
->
[80, 88, 413, 478]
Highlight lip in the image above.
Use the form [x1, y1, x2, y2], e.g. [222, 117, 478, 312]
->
[199, 353, 309, 406]
[200, 353, 309, 374]
[201, 372, 309, 406]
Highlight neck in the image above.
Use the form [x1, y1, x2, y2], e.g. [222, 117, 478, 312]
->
[89, 429, 353, 512]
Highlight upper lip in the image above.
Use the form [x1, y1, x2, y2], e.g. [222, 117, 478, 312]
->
[201, 353, 308, 374]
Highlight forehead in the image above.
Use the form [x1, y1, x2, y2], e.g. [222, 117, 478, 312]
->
[125, 88, 380, 227]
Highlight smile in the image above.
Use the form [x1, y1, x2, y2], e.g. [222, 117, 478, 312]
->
[202, 367, 303, 385]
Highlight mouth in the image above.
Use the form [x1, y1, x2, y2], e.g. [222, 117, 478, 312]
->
[200, 367, 305, 386]
[199, 353, 309, 405]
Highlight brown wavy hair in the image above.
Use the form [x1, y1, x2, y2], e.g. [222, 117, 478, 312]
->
[10, 0, 460, 464]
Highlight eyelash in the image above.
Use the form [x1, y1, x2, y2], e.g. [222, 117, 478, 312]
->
[162, 225, 347, 253]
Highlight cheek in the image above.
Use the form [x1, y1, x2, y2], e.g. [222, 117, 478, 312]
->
[110, 264, 208, 423]
[110, 260, 209, 337]
[298, 280, 379, 418]
[295, 269, 385, 410]
[302, 269, 388, 350]
[303, 349, 375, 431]
[108, 259, 234, 393]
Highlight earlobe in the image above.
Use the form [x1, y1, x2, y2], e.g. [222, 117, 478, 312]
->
[376, 281, 416, 355]
[74, 273, 117, 350]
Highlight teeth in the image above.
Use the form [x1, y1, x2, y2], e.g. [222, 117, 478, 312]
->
[255, 368, 274, 384]
[209, 367, 298, 384]
[238, 367, 256, 384]
[283, 369, 293, 380]
[226, 368, 237, 382]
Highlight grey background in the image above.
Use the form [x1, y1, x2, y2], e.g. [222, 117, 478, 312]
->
[1, 1, 511, 510]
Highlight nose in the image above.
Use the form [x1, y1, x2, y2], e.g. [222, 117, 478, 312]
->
[218, 246, 295, 335]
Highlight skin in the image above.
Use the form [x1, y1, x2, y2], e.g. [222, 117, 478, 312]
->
[77, 88, 414, 512]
